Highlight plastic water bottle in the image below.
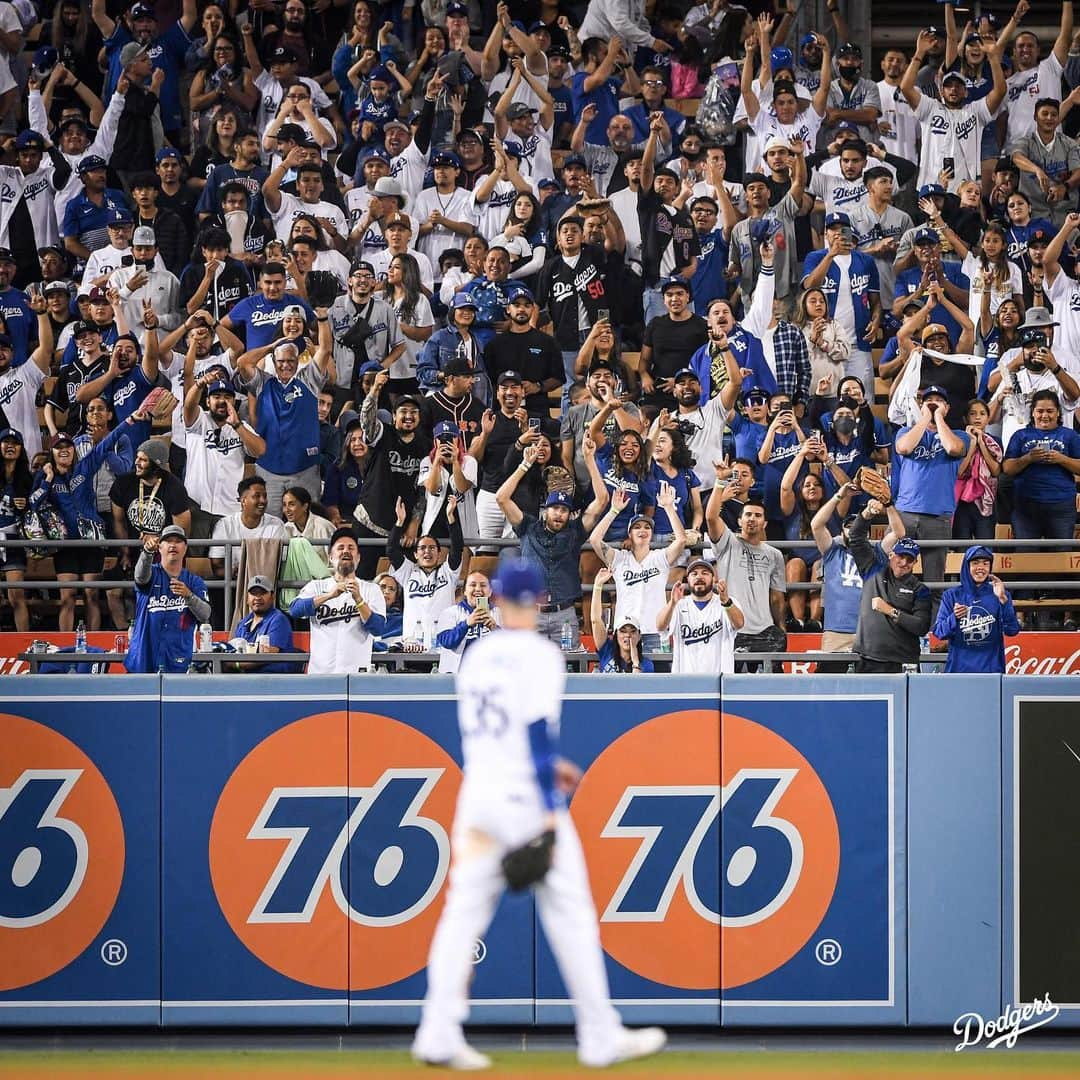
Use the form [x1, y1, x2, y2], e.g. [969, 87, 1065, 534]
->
[198, 623, 213, 653]
[560, 619, 573, 652]
[75, 620, 87, 653]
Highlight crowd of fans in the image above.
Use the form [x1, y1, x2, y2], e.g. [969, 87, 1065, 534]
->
[0, 0, 1079, 674]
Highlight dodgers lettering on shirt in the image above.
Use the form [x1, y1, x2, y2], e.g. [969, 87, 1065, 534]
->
[611, 548, 669, 634]
[672, 595, 736, 674]
[394, 559, 461, 638]
[108, 365, 154, 446]
[229, 294, 314, 349]
[821, 540, 881, 633]
[125, 563, 207, 673]
[895, 426, 969, 514]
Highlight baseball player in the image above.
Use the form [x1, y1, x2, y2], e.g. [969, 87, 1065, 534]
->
[656, 557, 744, 674]
[412, 558, 667, 1071]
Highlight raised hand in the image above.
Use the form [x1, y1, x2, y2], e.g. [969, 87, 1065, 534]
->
[395, 496, 407, 527]
[611, 488, 631, 513]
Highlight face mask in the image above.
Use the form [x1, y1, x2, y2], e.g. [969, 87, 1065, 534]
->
[682, 146, 703, 162]
[838, 64, 861, 82]
[833, 416, 856, 437]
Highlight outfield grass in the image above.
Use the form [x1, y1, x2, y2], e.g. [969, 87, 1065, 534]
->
[5, 1049, 1080, 1079]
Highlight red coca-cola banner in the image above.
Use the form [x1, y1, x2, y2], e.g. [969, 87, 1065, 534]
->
[780, 633, 1080, 675]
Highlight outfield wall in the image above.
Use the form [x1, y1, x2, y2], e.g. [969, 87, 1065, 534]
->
[0, 674, 1072, 1028]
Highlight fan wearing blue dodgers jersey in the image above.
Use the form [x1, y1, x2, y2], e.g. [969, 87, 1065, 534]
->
[289, 526, 387, 674]
[219, 262, 314, 350]
[125, 524, 210, 674]
[388, 488, 465, 648]
[656, 557, 743, 675]
[413, 556, 667, 1072]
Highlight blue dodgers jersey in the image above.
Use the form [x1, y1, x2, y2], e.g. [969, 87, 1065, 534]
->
[108, 365, 155, 447]
[595, 443, 654, 540]
[821, 539, 884, 633]
[894, 426, 969, 515]
[125, 564, 207, 673]
[1005, 425, 1080, 504]
[256, 377, 321, 476]
[229, 294, 314, 349]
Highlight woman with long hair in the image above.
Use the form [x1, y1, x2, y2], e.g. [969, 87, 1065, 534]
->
[386, 253, 434, 395]
[573, 319, 636, 398]
[287, 213, 352, 287]
[795, 286, 853, 398]
[490, 192, 547, 285]
[643, 423, 703, 580]
[282, 485, 337, 562]
[185, 3, 233, 70]
[976, 297, 1023, 400]
[0, 429, 34, 631]
[37, 0, 103, 93]
[371, 571, 404, 650]
[955, 221, 1024, 325]
[322, 420, 367, 526]
[188, 37, 257, 150]
[189, 102, 242, 186]
[953, 398, 1002, 540]
[586, 407, 653, 542]
[1003, 191, 1054, 265]
[438, 236, 489, 306]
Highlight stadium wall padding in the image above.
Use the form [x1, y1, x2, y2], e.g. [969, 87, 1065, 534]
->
[0, 673, 1070, 1028]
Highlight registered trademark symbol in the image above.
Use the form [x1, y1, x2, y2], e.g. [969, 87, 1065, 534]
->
[471, 939, 486, 964]
[815, 938, 842, 966]
[101, 939, 128, 966]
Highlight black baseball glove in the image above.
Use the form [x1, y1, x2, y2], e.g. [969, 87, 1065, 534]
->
[501, 829, 556, 891]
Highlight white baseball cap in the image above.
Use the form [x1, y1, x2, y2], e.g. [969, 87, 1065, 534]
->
[764, 135, 791, 154]
[132, 226, 156, 246]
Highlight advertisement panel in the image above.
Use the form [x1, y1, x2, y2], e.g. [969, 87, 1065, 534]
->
[1003, 681, 1080, 1025]
[535, 678, 721, 1025]
[161, 676, 350, 1025]
[720, 677, 905, 1025]
[0, 678, 161, 1025]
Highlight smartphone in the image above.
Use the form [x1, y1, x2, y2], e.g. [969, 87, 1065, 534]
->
[528, 417, 541, 433]
[475, 595, 489, 611]
[597, 309, 610, 322]
[943, 156, 955, 175]
[121, 254, 134, 267]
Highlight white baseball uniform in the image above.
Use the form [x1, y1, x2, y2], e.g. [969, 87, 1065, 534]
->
[671, 593, 738, 674]
[413, 628, 632, 1067]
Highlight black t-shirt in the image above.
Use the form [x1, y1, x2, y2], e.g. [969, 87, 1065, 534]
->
[535, 245, 610, 351]
[484, 329, 564, 415]
[419, 392, 487, 441]
[357, 426, 432, 529]
[477, 410, 525, 492]
[179, 257, 254, 319]
[50, 354, 110, 433]
[642, 314, 709, 381]
[919, 359, 977, 428]
[109, 470, 191, 536]
[637, 190, 700, 288]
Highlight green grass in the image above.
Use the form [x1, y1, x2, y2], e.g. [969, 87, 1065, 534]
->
[4, 1050, 1080, 1078]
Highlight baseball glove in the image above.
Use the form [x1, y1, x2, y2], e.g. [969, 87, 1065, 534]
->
[141, 386, 179, 419]
[501, 829, 556, 891]
[855, 466, 892, 505]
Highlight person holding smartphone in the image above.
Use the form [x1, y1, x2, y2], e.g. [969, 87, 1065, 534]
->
[432, 570, 499, 674]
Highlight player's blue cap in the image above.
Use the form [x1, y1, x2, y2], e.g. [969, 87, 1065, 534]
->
[205, 379, 232, 395]
[431, 150, 462, 168]
[492, 556, 545, 604]
[77, 154, 108, 174]
[892, 537, 920, 559]
[369, 64, 393, 83]
[155, 146, 182, 162]
[108, 208, 134, 225]
[544, 491, 572, 509]
[824, 211, 851, 228]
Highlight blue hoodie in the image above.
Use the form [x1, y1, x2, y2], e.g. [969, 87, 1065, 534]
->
[933, 545, 1020, 673]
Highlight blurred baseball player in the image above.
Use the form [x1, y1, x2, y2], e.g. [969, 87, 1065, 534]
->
[412, 558, 667, 1071]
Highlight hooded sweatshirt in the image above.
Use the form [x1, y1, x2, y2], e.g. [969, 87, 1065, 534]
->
[933, 545, 1020, 674]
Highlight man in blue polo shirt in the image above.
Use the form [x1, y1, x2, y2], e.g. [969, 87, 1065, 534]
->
[94, 0, 198, 141]
[235, 305, 332, 515]
[61, 157, 130, 267]
[893, 384, 969, 615]
[230, 575, 296, 672]
[220, 262, 313, 349]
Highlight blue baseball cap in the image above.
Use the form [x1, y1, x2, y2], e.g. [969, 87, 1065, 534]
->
[155, 146, 182, 163]
[361, 145, 391, 163]
[770, 46, 794, 73]
[358, 360, 382, 375]
[673, 367, 700, 383]
[543, 490, 572, 509]
[449, 292, 478, 310]
[205, 379, 232, 396]
[77, 154, 108, 174]
[537, 177, 560, 190]
[431, 150, 462, 168]
[742, 385, 770, 402]
[824, 211, 852, 228]
[0, 427, 22, 443]
[660, 276, 691, 295]
[892, 537, 920, 560]
[433, 420, 460, 441]
[32, 45, 58, 72]
[107, 208, 134, 226]
[918, 182, 945, 198]
[492, 556, 545, 604]
[921, 384, 950, 401]
[369, 64, 393, 83]
[446, 1, 468, 15]
[834, 120, 860, 135]
[15, 130, 45, 151]
[800, 32, 818, 48]
[914, 226, 940, 246]
[505, 283, 534, 304]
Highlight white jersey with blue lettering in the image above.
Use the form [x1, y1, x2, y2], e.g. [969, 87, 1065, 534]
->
[298, 576, 386, 673]
[393, 555, 461, 641]
[671, 593, 737, 674]
[455, 628, 565, 823]
[610, 548, 669, 634]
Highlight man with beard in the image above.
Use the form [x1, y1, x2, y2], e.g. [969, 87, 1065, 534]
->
[820, 42, 882, 148]
[108, 227, 183, 332]
[496, 446, 609, 646]
[154, 148, 199, 238]
[705, 487, 788, 668]
[179, 226, 254, 322]
[1002, 2, 1073, 149]
[0, 131, 72, 287]
[413, 151, 477, 266]
[196, 130, 269, 226]
[235, 313, 332, 516]
[74, 330, 160, 448]
[327, 261, 405, 408]
[877, 47, 918, 164]
[0, 290, 52, 459]
[94, 0, 197, 143]
[808, 139, 916, 217]
[345, 150, 394, 233]
[289, 528, 387, 673]
[496, 81, 556, 188]
[385, 116, 433, 204]
[109, 437, 191, 554]
[656, 557, 744, 674]
[355, 369, 432, 578]
[640, 278, 708, 410]
[182, 373, 265, 537]
[47, 319, 110, 438]
[571, 109, 639, 197]
[470, 370, 530, 541]
[483, 285, 562, 416]
[228, 576, 296, 673]
[261, 0, 333, 83]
